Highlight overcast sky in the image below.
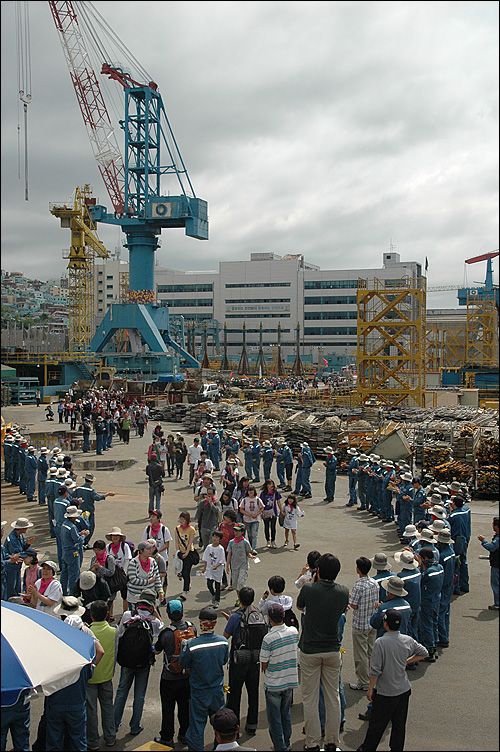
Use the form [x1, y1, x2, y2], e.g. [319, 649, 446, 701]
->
[1, 1, 498, 307]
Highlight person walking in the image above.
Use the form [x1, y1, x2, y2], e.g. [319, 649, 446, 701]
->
[279, 493, 304, 549]
[239, 486, 264, 555]
[355, 608, 429, 752]
[153, 599, 196, 747]
[146, 455, 165, 513]
[260, 602, 299, 752]
[126, 542, 165, 609]
[349, 556, 379, 691]
[478, 516, 499, 610]
[297, 553, 349, 752]
[187, 438, 202, 485]
[260, 480, 281, 548]
[175, 512, 198, 602]
[179, 606, 229, 752]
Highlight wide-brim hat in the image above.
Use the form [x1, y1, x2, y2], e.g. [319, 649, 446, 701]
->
[382, 576, 408, 597]
[56, 468, 68, 478]
[324, 446, 334, 454]
[40, 446, 49, 454]
[11, 518, 34, 530]
[64, 479, 76, 490]
[385, 460, 395, 467]
[437, 530, 454, 544]
[429, 519, 447, 533]
[302, 442, 309, 447]
[417, 528, 435, 542]
[4, 436, 14, 442]
[450, 481, 462, 492]
[1, 521, 7, 527]
[226, 458, 237, 464]
[347, 448, 358, 455]
[430, 505, 446, 519]
[49, 467, 58, 476]
[394, 550, 419, 569]
[137, 588, 157, 607]
[371, 552, 391, 570]
[437, 485, 449, 495]
[359, 454, 369, 461]
[429, 493, 443, 504]
[403, 524, 417, 537]
[263, 441, 271, 447]
[51, 448, 60, 454]
[28, 446, 36, 452]
[79, 571, 96, 590]
[41, 560, 58, 573]
[64, 506, 80, 518]
[401, 472, 413, 482]
[85, 473, 95, 482]
[53, 596, 85, 617]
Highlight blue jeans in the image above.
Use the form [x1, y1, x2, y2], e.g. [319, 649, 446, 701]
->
[0, 692, 30, 752]
[265, 687, 292, 751]
[244, 521, 260, 551]
[46, 707, 86, 751]
[83, 434, 90, 452]
[86, 680, 116, 748]
[186, 687, 224, 752]
[148, 486, 162, 511]
[113, 666, 151, 734]
[61, 552, 82, 596]
[96, 434, 104, 455]
[491, 566, 499, 606]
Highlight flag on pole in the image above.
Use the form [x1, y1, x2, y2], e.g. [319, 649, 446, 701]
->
[322, 358, 328, 367]
[425, 257, 429, 273]
[229, 371, 233, 378]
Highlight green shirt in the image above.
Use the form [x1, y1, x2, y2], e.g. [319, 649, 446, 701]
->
[88, 620, 118, 684]
[297, 580, 349, 653]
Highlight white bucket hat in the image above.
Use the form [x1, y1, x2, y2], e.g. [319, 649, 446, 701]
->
[382, 576, 408, 598]
[417, 528, 435, 542]
[11, 518, 34, 530]
[394, 550, 419, 569]
[403, 524, 417, 537]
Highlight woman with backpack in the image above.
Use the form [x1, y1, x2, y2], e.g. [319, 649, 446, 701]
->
[259, 479, 282, 549]
[89, 540, 117, 621]
[105, 526, 133, 616]
[141, 510, 172, 566]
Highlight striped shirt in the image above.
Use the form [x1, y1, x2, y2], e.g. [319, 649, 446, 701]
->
[260, 624, 299, 691]
[350, 576, 379, 631]
[126, 556, 162, 604]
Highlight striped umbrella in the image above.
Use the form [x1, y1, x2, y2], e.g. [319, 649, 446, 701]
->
[1, 601, 95, 707]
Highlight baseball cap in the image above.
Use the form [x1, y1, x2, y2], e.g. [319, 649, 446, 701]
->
[383, 608, 402, 630]
[199, 606, 218, 621]
[210, 707, 239, 734]
[267, 603, 285, 621]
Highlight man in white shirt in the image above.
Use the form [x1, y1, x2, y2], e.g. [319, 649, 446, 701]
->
[195, 451, 214, 474]
[187, 438, 203, 485]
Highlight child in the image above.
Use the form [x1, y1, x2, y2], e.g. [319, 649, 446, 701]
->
[279, 494, 304, 549]
[238, 485, 264, 555]
[294, 550, 321, 589]
[220, 489, 238, 517]
[259, 479, 282, 548]
[200, 531, 226, 607]
[218, 509, 237, 589]
[258, 574, 294, 621]
[226, 522, 256, 605]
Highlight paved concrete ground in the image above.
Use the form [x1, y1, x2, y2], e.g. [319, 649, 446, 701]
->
[2, 404, 499, 752]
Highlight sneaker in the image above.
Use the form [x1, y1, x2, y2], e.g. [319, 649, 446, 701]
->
[349, 682, 369, 691]
[488, 605, 500, 610]
[129, 726, 143, 736]
[358, 711, 371, 721]
[303, 493, 312, 499]
[251, 549, 258, 555]
[294, 543, 301, 549]
[245, 726, 257, 736]
[284, 540, 289, 546]
[406, 663, 417, 671]
[154, 738, 173, 746]
[105, 743, 116, 748]
[324, 745, 343, 752]
[179, 592, 187, 601]
[436, 640, 449, 647]
[424, 654, 436, 662]
[178, 734, 188, 746]
[213, 601, 219, 608]
[270, 541, 277, 548]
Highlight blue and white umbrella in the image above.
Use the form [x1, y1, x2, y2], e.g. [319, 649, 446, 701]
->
[1, 601, 95, 707]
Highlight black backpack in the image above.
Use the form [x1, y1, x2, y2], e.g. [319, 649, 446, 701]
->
[283, 608, 300, 631]
[117, 616, 154, 669]
[233, 607, 268, 665]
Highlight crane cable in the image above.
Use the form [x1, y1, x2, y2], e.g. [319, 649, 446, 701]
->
[15, 0, 32, 201]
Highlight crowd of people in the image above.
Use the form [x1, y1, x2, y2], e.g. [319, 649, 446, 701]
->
[1, 398, 499, 752]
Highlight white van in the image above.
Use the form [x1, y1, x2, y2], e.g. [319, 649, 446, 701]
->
[200, 383, 220, 400]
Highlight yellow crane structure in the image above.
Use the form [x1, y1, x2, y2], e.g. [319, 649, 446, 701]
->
[50, 185, 109, 355]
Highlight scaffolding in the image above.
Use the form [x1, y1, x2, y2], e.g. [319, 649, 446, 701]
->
[425, 322, 467, 370]
[466, 295, 498, 368]
[50, 185, 109, 356]
[356, 276, 426, 407]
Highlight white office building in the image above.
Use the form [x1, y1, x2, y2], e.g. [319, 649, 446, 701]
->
[95, 251, 422, 364]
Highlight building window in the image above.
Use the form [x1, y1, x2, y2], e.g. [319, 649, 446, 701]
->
[304, 311, 358, 320]
[225, 282, 291, 288]
[106, 275, 113, 280]
[226, 313, 291, 319]
[225, 298, 291, 304]
[304, 280, 358, 290]
[160, 298, 213, 307]
[106, 284, 113, 289]
[304, 327, 358, 335]
[157, 284, 213, 293]
[304, 295, 357, 305]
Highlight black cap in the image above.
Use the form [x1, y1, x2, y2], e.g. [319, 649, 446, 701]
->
[383, 608, 402, 630]
[199, 606, 218, 621]
[210, 707, 238, 734]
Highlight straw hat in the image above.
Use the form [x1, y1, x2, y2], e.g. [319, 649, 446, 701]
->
[105, 526, 126, 541]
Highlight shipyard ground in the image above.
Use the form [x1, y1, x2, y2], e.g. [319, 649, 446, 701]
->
[1, 404, 499, 752]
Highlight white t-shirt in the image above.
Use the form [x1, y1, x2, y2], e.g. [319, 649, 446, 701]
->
[34, 578, 63, 617]
[141, 524, 173, 562]
[282, 503, 304, 530]
[195, 457, 214, 472]
[106, 540, 133, 573]
[202, 544, 226, 583]
[188, 444, 203, 464]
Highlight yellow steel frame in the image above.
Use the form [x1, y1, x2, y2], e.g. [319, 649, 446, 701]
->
[425, 323, 467, 370]
[356, 276, 426, 407]
[466, 296, 498, 368]
[50, 185, 109, 356]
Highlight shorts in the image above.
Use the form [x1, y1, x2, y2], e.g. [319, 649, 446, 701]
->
[231, 567, 248, 591]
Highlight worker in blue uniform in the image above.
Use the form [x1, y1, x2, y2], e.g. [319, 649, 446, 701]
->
[200, 428, 210, 453]
[412, 478, 428, 525]
[478, 516, 499, 610]
[225, 435, 240, 461]
[25, 446, 38, 502]
[355, 454, 368, 511]
[250, 437, 261, 483]
[53, 485, 73, 566]
[3, 435, 14, 482]
[11, 435, 22, 485]
[300, 443, 315, 498]
[448, 495, 471, 594]
[323, 446, 337, 503]
[95, 416, 106, 455]
[45, 467, 60, 538]
[414, 528, 441, 563]
[18, 440, 28, 495]
[435, 529, 456, 647]
[208, 429, 221, 472]
[73, 472, 115, 547]
[60, 505, 89, 595]
[370, 576, 412, 637]
[381, 461, 395, 521]
[417, 547, 444, 661]
[243, 440, 253, 479]
[371, 552, 396, 602]
[396, 472, 414, 536]
[37, 447, 49, 505]
[3, 518, 35, 599]
[82, 417, 91, 452]
[367, 455, 381, 514]
[274, 442, 286, 488]
[179, 606, 229, 752]
[343, 449, 359, 507]
[394, 549, 421, 643]
[261, 441, 274, 481]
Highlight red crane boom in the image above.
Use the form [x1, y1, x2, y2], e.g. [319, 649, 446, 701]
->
[465, 251, 499, 264]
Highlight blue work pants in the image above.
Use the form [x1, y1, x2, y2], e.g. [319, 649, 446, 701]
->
[5, 565, 22, 599]
[0, 693, 30, 752]
[398, 502, 413, 534]
[38, 478, 47, 505]
[491, 566, 499, 607]
[265, 687, 293, 752]
[325, 471, 336, 501]
[251, 458, 260, 482]
[277, 464, 285, 486]
[357, 481, 367, 509]
[244, 459, 253, 479]
[26, 473, 36, 501]
[419, 598, 440, 652]
[54, 527, 64, 567]
[186, 687, 224, 752]
[437, 585, 453, 643]
[45, 707, 86, 751]
[96, 433, 103, 455]
[47, 496, 56, 538]
[348, 476, 357, 505]
[453, 545, 469, 593]
[263, 461, 273, 481]
[113, 666, 151, 735]
[61, 552, 82, 595]
[301, 467, 312, 494]
[294, 466, 303, 495]
[83, 434, 90, 452]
